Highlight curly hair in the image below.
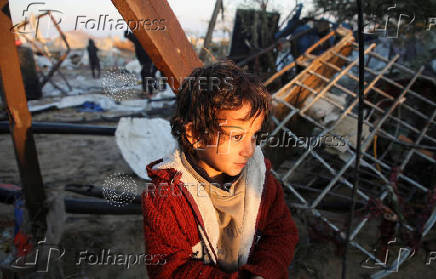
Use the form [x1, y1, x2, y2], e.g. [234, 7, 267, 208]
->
[170, 60, 272, 156]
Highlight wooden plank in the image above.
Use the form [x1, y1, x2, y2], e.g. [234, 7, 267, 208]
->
[398, 134, 434, 159]
[199, 0, 223, 60]
[0, 1, 47, 241]
[111, 0, 203, 92]
[263, 30, 336, 86]
[272, 27, 354, 119]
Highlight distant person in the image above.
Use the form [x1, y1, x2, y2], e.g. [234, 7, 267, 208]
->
[87, 39, 100, 79]
[274, 4, 321, 56]
[274, 4, 332, 74]
[124, 30, 158, 98]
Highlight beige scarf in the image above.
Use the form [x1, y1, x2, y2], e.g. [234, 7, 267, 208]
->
[180, 151, 247, 273]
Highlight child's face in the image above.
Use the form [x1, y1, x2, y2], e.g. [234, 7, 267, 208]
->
[193, 101, 265, 179]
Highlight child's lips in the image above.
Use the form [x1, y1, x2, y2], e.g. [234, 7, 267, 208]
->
[234, 162, 247, 167]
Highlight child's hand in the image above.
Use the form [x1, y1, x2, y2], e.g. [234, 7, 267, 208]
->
[251, 276, 264, 279]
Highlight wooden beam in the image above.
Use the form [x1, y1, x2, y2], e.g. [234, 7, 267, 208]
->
[111, 0, 203, 92]
[264, 30, 336, 86]
[272, 27, 354, 119]
[199, 0, 223, 60]
[0, 1, 47, 241]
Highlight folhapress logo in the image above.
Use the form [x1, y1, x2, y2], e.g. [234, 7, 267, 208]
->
[11, 237, 65, 272]
[10, 2, 63, 39]
[10, 2, 167, 38]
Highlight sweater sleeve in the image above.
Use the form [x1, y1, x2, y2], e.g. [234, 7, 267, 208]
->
[239, 170, 299, 279]
[142, 190, 243, 279]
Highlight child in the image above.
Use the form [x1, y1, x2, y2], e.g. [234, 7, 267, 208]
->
[142, 61, 299, 279]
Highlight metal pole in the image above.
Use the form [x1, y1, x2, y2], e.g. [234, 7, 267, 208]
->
[342, 0, 364, 278]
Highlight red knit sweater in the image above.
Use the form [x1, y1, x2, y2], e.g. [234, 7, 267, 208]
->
[142, 156, 299, 279]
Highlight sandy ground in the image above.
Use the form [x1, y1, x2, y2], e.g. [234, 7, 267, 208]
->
[0, 125, 149, 278]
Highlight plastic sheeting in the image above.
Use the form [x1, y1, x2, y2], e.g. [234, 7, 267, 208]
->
[27, 94, 150, 112]
[115, 117, 176, 179]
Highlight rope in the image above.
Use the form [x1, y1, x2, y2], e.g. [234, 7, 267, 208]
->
[373, 135, 382, 173]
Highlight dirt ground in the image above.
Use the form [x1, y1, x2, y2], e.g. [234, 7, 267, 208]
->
[0, 121, 148, 278]
[1, 108, 436, 278]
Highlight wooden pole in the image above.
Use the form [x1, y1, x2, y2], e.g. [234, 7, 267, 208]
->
[0, 1, 47, 241]
[199, 0, 223, 61]
[111, 0, 203, 92]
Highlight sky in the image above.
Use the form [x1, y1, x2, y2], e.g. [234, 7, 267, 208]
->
[10, 0, 303, 39]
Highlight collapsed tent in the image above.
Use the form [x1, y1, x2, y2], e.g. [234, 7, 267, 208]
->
[263, 26, 436, 277]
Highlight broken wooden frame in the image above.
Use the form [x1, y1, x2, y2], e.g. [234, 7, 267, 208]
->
[0, 0, 203, 242]
[0, 0, 47, 241]
[265, 26, 436, 278]
[13, 11, 72, 94]
[111, 0, 202, 92]
[263, 28, 338, 87]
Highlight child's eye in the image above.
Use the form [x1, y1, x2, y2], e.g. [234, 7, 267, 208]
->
[231, 134, 244, 142]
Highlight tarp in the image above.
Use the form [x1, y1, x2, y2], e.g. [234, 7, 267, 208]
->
[27, 94, 149, 112]
[28, 86, 175, 112]
[115, 117, 176, 179]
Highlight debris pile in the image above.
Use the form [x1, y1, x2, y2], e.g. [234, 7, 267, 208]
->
[264, 26, 436, 277]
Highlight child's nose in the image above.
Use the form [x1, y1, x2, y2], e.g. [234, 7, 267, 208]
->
[239, 137, 255, 158]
